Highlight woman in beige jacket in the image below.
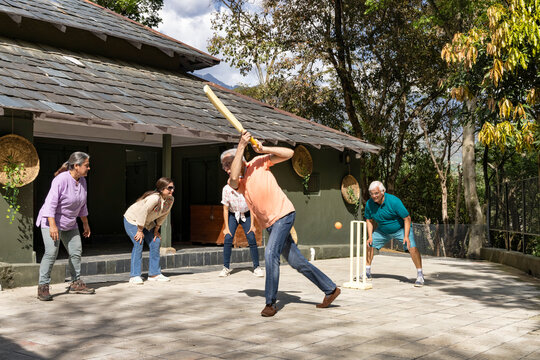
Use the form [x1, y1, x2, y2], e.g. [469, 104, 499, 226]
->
[124, 177, 174, 284]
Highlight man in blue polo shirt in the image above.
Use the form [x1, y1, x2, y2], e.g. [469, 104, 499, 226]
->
[364, 181, 424, 287]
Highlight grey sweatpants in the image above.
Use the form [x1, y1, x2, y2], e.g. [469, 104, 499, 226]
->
[38, 227, 82, 285]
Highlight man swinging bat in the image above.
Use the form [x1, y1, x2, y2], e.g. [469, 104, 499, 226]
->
[221, 131, 340, 317]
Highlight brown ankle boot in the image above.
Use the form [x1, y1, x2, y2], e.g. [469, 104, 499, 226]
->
[37, 284, 53, 301]
[69, 279, 95, 294]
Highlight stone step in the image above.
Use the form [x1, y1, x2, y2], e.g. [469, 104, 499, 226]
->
[56, 247, 265, 277]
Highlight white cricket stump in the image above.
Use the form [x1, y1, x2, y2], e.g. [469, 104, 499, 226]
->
[343, 220, 373, 290]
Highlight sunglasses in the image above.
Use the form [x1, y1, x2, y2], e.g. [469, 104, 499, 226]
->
[166, 185, 175, 191]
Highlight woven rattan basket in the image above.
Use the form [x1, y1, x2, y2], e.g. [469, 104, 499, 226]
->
[291, 145, 313, 177]
[341, 174, 360, 204]
[0, 134, 40, 187]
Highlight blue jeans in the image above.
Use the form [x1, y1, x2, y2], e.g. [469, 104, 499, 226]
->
[264, 212, 336, 305]
[223, 212, 259, 269]
[39, 227, 82, 285]
[124, 217, 161, 277]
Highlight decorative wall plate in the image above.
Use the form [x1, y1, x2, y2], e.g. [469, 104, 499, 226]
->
[0, 134, 40, 187]
[291, 145, 313, 177]
[341, 174, 360, 204]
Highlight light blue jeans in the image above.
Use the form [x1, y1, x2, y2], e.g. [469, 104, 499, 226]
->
[264, 212, 336, 305]
[124, 218, 162, 277]
[39, 227, 81, 285]
[223, 211, 259, 269]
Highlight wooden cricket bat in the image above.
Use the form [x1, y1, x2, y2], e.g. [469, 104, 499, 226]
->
[203, 85, 258, 146]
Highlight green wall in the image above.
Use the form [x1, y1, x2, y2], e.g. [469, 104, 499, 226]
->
[273, 148, 363, 246]
[0, 111, 35, 263]
[173, 144, 363, 247]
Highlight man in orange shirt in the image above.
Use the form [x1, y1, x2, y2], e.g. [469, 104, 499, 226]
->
[222, 131, 340, 317]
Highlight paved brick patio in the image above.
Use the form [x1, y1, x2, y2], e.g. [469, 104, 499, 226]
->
[0, 254, 539, 359]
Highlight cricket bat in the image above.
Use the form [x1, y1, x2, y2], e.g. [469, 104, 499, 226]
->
[204, 85, 258, 146]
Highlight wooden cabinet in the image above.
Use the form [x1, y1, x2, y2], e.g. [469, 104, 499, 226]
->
[190, 205, 262, 247]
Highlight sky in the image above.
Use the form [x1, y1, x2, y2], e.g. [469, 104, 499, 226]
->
[157, 0, 258, 87]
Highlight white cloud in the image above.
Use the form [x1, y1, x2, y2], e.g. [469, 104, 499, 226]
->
[157, 0, 258, 87]
[163, 0, 214, 18]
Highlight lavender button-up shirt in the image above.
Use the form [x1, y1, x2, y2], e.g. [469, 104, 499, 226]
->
[36, 171, 89, 231]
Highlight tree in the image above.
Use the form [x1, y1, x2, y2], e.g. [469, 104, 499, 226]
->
[419, 99, 462, 255]
[94, 0, 163, 28]
[441, 0, 539, 153]
[235, 79, 349, 131]
[441, 0, 540, 256]
[210, 0, 448, 197]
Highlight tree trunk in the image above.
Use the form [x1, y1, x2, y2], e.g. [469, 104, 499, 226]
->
[441, 178, 448, 257]
[331, 0, 364, 139]
[453, 165, 463, 256]
[462, 121, 485, 258]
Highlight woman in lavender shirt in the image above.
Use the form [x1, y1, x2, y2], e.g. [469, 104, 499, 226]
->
[36, 152, 95, 301]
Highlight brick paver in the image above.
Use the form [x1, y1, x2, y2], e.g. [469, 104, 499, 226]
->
[0, 254, 539, 359]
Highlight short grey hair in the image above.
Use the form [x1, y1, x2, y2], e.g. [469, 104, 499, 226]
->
[368, 181, 386, 193]
[220, 148, 245, 163]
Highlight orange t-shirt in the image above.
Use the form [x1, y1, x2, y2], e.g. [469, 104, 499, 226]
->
[237, 155, 295, 229]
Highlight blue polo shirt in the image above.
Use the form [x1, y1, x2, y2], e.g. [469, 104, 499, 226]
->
[364, 193, 409, 234]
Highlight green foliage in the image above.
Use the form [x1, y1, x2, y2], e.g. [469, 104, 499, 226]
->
[346, 186, 360, 217]
[235, 79, 348, 131]
[531, 236, 540, 257]
[1, 155, 24, 225]
[94, 0, 163, 28]
[210, 0, 455, 196]
[211, 0, 537, 226]
[395, 152, 441, 222]
[441, 0, 540, 152]
[302, 173, 310, 192]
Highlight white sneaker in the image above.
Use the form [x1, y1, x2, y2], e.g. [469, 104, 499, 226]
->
[253, 267, 265, 277]
[414, 275, 424, 287]
[129, 276, 144, 285]
[147, 274, 170, 282]
[219, 267, 231, 277]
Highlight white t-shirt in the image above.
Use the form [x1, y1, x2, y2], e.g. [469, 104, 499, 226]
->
[221, 184, 250, 223]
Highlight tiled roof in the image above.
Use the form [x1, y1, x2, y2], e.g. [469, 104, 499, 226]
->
[0, 0, 219, 70]
[0, 37, 381, 153]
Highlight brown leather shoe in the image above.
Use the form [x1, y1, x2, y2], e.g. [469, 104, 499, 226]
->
[37, 284, 53, 301]
[316, 287, 341, 308]
[261, 304, 277, 317]
[68, 280, 95, 294]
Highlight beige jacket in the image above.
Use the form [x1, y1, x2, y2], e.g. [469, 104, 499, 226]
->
[124, 193, 174, 230]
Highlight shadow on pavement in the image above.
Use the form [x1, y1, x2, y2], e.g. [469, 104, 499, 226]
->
[370, 273, 411, 283]
[0, 335, 46, 359]
[230, 266, 256, 275]
[420, 262, 540, 309]
[239, 288, 323, 308]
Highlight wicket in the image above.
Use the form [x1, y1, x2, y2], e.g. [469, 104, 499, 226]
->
[343, 220, 373, 290]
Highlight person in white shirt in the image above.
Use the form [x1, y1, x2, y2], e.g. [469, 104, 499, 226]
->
[219, 150, 264, 278]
